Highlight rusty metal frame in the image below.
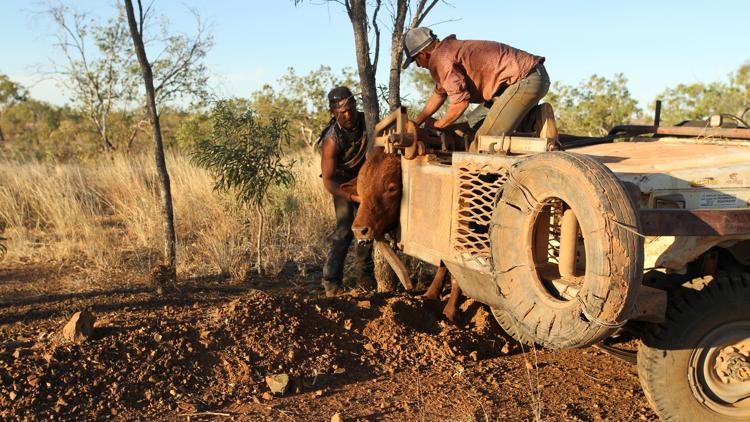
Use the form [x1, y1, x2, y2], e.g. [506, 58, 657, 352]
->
[609, 124, 750, 140]
[640, 209, 750, 236]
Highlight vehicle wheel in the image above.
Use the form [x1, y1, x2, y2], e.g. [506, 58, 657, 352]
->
[638, 273, 750, 421]
[373, 244, 397, 293]
[490, 152, 643, 349]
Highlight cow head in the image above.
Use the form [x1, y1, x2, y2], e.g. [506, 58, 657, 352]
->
[351, 151, 402, 241]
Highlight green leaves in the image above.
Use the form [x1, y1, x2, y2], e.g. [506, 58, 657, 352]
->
[0, 74, 28, 108]
[191, 100, 295, 206]
[653, 62, 750, 125]
[547, 73, 641, 136]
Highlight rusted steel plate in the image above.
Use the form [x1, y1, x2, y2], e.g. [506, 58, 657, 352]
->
[640, 209, 750, 236]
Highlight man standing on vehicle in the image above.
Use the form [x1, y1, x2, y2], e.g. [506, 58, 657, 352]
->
[402, 27, 550, 148]
[318, 86, 375, 297]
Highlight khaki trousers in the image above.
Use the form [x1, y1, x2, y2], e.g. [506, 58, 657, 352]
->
[467, 63, 550, 149]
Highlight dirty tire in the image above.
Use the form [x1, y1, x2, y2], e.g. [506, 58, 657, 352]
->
[489, 307, 536, 346]
[490, 152, 643, 349]
[374, 245, 397, 293]
[638, 273, 750, 422]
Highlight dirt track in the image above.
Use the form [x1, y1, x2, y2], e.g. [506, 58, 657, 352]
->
[0, 266, 658, 421]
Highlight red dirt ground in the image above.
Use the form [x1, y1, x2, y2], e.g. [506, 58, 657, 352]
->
[0, 264, 658, 421]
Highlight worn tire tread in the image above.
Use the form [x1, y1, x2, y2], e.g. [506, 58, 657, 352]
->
[637, 272, 750, 421]
[491, 152, 643, 349]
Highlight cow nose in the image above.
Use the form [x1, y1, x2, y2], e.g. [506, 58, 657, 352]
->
[352, 225, 372, 240]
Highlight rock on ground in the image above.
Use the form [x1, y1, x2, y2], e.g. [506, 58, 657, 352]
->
[61, 310, 95, 343]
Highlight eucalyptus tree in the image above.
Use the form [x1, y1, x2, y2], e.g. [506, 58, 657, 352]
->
[191, 100, 295, 274]
[0, 74, 29, 143]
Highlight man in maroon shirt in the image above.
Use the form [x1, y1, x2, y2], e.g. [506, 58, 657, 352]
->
[403, 27, 550, 148]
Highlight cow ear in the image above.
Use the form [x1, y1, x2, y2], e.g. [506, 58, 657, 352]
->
[340, 179, 358, 196]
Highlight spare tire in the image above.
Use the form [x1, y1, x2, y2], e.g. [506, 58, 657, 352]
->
[490, 152, 643, 349]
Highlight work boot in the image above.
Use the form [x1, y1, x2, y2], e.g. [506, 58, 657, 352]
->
[322, 279, 345, 298]
[355, 275, 376, 292]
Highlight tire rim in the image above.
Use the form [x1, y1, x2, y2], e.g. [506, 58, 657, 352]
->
[689, 321, 750, 417]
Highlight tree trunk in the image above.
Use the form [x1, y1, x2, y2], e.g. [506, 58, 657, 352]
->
[389, 0, 438, 111]
[255, 203, 264, 275]
[124, 0, 177, 282]
[347, 0, 380, 147]
[387, 0, 408, 111]
[101, 115, 112, 152]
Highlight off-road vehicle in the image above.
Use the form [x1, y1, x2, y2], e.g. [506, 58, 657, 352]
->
[372, 104, 750, 421]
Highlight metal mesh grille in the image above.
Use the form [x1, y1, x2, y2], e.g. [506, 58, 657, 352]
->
[452, 162, 508, 265]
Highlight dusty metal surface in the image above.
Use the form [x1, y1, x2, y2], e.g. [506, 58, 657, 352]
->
[643, 235, 750, 270]
[608, 124, 750, 140]
[578, 139, 750, 270]
[558, 208, 579, 277]
[398, 156, 453, 266]
[578, 140, 750, 211]
[578, 139, 750, 180]
[475, 134, 554, 154]
[443, 259, 502, 309]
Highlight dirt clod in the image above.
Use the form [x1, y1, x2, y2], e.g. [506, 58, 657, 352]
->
[62, 310, 95, 343]
[356, 300, 371, 309]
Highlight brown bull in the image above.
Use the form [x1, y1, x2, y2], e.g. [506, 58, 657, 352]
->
[348, 150, 462, 321]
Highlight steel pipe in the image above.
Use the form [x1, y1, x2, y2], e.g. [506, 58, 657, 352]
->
[534, 208, 551, 266]
[559, 208, 579, 278]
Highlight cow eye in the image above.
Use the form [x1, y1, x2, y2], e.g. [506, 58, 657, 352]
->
[387, 183, 400, 193]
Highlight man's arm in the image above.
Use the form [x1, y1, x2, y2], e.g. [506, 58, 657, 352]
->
[415, 91, 447, 126]
[434, 99, 469, 129]
[321, 136, 358, 202]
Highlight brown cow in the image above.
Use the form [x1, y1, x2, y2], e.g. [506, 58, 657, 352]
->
[350, 151, 401, 241]
[349, 150, 462, 321]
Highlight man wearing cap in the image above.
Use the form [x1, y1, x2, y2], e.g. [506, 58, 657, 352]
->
[403, 27, 550, 147]
[318, 86, 374, 297]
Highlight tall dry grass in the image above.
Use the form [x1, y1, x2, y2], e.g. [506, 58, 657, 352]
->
[0, 150, 333, 282]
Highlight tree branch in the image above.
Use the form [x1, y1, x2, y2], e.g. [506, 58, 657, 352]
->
[414, 0, 439, 27]
[371, 0, 381, 75]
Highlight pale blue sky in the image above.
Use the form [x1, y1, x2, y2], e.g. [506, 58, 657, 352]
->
[1, 0, 748, 110]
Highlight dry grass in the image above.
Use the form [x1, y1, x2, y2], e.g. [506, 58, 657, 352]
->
[0, 150, 332, 282]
